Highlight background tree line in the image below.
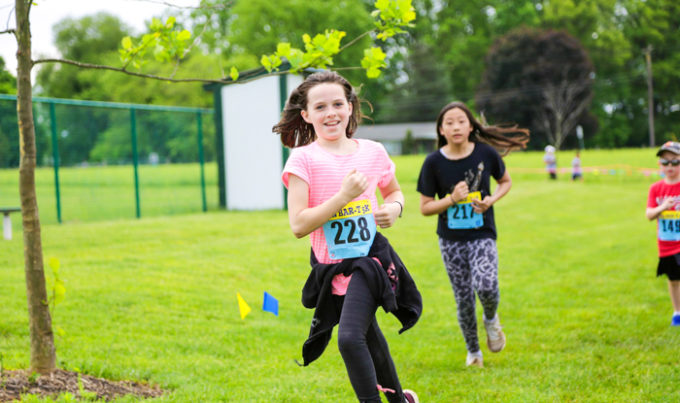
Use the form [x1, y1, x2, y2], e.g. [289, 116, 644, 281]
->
[0, 0, 678, 168]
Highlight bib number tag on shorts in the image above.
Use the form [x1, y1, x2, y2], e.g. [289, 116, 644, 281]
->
[659, 210, 680, 241]
[447, 191, 484, 229]
[323, 199, 376, 259]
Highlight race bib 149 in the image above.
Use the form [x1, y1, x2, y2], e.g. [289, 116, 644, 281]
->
[659, 210, 680, 241]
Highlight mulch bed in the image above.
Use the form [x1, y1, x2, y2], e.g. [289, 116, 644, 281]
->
[0, 369, 164, 402]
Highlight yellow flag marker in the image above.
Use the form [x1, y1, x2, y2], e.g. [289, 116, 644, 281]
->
[237, 292, 251, 320]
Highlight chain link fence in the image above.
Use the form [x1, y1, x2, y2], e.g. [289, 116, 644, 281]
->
[0, 94, 216, 224]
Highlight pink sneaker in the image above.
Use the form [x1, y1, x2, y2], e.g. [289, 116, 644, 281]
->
[404, 389, 419, 403]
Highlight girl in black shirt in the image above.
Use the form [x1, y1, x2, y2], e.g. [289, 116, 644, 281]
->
[417, 101, 529, 367]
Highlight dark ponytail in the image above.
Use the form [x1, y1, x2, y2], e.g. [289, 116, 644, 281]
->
[436, 101, 530, 156]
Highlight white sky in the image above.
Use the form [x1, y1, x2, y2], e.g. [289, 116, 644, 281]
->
[0, 0, 201, 76]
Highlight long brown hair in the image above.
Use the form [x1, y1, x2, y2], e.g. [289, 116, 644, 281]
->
[273, 71, 363, 148]
[436, 101, 530, 156]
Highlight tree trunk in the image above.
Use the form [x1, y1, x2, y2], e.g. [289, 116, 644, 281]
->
[539, 77, 592, 151]
[15, 0, 56, 374]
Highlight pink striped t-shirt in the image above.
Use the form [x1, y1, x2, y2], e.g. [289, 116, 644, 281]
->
[282, 139, 396, 293]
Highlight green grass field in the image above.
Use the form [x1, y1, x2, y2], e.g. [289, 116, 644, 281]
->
[1, 148, 678, 402]
[0, 163, 220, 226]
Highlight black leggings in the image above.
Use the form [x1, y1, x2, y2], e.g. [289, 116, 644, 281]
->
[336, 270, 404, 403]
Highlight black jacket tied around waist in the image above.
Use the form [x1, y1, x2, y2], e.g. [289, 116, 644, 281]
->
[300, 232, 422, 366]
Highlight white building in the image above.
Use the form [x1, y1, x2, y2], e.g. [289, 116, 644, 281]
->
[354, 122, 437, 155]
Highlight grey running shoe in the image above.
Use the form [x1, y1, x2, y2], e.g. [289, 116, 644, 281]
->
[484, 315, 506, 353]
[466, 351, 484, 368]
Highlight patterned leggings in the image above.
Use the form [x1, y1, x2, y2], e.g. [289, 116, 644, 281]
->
[438, 237, 500, 353]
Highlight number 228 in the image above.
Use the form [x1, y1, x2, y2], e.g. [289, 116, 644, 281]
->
[331, 217, 371, 245]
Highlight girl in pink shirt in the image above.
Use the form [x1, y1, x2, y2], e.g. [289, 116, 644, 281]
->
[275, 71, 419, 403]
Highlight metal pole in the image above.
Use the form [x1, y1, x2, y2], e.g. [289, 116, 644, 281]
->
[49, 102, 62, 224]
[279, 75, 289, 210]
[576, 125, 585, 150]
[197, 112, 207, 212]
[645, 45, 655, 148]
[130, 108, 141, 219]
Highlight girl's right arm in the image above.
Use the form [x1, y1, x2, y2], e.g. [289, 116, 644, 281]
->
[646, 197, 675, 221]
[287, 169, 368, 238]
[420, 181, 468, 216]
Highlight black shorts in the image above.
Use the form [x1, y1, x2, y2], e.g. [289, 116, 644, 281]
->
[657, 254, 680, 281]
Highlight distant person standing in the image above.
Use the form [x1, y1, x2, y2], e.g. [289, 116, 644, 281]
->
[571, 151, 583, 181]
[646, 141, 680, 327]
[544, 145, 557, 180]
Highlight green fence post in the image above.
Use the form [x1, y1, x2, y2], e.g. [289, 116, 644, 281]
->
[130, 108, 141, 219]
[197, 112, 207, 212]
[211, 87, 226, 209]
[49, 102, 62, 224]
[279, 75, 289, 210]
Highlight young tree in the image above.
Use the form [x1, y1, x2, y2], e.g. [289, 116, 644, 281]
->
[4, 0, 415, 375]
[12, 0, 57, 374]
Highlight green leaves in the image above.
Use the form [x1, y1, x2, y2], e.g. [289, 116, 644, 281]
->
[229, 66, 239, 81]
[47, 257, 66, 308]
[46, 257, 67, 338]
[301, 30, 347, 70]
[257, 0, 415, 79]
[373, 0, 416, 41]
[121, 36, 133, 51]
[361, 47, 387, 78]
[119, 17, 192, 69]
[117, 0, 416, 80]
[260, 30, 347, 75]
[260, 54, 282, 73]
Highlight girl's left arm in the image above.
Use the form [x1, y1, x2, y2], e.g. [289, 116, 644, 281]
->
[472, 171, 512, 213]
[375, 176, 404, 228]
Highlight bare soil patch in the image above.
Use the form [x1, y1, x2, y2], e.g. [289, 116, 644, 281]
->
[0, 369, 163, 402]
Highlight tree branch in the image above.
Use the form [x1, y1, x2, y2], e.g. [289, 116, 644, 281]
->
[32, 57, 299, 85]
[332, 66, 365, 72]
[540, 75, 593, 149]
[3, 2, 14, 32]
[0, 28, 15, 35]
[339, 30, 373, 53]
[135, 0, 233, 11]
[33, 57, 229, 84]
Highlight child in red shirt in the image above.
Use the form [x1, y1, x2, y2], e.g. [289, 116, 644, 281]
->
[646, 141, 680, 326]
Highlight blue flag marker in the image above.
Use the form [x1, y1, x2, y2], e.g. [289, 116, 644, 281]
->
[262, 291, 279, 316]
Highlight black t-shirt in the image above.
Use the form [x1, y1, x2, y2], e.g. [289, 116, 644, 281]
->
[417, 142, 505, 241]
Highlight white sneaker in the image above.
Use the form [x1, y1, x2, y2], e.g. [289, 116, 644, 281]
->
[466, 351, 483, 367]
[484, 314, 506, 353]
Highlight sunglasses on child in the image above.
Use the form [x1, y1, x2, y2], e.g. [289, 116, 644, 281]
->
[660, 158, 680, 166]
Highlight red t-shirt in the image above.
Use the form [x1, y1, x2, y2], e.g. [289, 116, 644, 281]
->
[647, 180, 680, 257]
